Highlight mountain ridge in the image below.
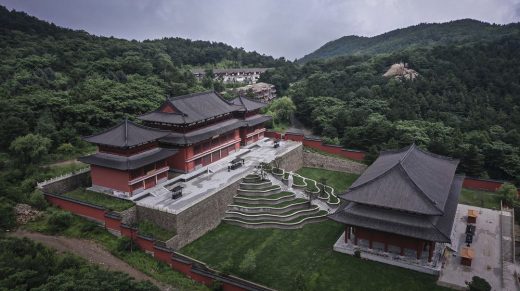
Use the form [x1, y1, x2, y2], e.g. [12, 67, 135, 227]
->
[299, 19, 520, 63]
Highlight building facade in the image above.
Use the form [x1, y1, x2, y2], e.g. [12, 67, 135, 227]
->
[329, 144, 463, 262]
[191, 68, 269, 84]
[80, 92, 271, 196]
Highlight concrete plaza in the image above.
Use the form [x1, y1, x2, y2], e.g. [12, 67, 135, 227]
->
[134, 138, 301, 214]
[438, 204, 517, 290]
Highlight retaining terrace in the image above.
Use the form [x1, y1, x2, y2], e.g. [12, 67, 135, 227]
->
[223, 174, 327, 229]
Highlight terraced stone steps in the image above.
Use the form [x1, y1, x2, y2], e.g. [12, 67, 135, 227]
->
[224, 210, 329, 229]
[223, 174, 328, 229]
[225, 206, 321, 222]
[236, 185, 282, 197]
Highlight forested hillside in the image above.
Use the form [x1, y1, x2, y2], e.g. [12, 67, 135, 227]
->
[299, 19, 520, 63]
[0, 6, 284, 154]
[0, 6, 285, 229]
[261, 33, 520, 183]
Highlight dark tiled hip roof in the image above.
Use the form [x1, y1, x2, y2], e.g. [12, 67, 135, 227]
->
[330, 175, 463, 242]
[83, 119, 170, 148]
[79, 148, 178, 170]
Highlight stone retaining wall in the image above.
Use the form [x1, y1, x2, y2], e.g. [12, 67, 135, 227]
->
[303, 151, 367, 174]
[164, 178, 243, 249]
[38, 170, 91, 194]
[276, 143, 303, 172]
[120, 206, 137, 225]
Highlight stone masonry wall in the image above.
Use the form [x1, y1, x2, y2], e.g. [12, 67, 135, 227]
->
[136, 206, 178, 232]
[303, 151, 367, 174]
[120, 206, 137, 225]
[276, 143, 303, 172]
[166, 178, 243, 249]
[39, 171, 91, 194]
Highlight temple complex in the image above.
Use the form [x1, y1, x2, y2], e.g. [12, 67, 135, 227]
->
[79, 91, 271, 196]
[329, 144, 463, 268]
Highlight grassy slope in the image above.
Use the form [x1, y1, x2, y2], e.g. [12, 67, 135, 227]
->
[63, 188, 134, 212]
[296, 167, 359, 193]
[182, 168, 445, 290]
[138, 219, 176, 242]
[458, 188, 501, 210]
[181, 221, 444, 291]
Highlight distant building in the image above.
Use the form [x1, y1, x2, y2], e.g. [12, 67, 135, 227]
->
[330, 144, 463, 265]
[79, 92, 270, 196]
[191, 68, 269, 84]
[234, 82, 277, 102]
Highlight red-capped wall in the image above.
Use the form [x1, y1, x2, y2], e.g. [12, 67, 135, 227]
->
[45, 195, 106, 223]
[264, 130, 281, 139]
[90, 165, 131, 193]
[284, 132, 305, 142]
[463, 177, 503, 192]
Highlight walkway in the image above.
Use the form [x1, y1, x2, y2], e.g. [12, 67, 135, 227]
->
[10, 230, 175, 291]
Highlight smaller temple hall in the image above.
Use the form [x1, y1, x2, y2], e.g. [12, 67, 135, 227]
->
[79, 91, 271, 196]
[329, 144, 463, 265]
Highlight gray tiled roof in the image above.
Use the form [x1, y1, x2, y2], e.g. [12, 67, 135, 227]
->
[159, 115, 271, 145]
[78, 148, 178, 170]
[230, 96, 267, 112]
[83, 119, 170, 148]
[341, 144, 459, 215]
[329, 175, 463, 242]
[139, 91, 237, 125]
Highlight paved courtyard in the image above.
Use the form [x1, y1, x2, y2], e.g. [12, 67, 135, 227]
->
[134, 138, 301, 214]
[438, 204, 518, 291]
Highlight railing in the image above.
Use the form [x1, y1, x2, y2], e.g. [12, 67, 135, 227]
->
[128, 166, 169, 185]
[36, 167, 90, 188]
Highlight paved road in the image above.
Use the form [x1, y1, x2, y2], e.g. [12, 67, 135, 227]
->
[10, 230, 175, 291]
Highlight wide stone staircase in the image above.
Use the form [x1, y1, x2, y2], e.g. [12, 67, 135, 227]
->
[223, 174, 327, 229]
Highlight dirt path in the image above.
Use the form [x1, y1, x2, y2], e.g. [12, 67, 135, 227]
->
[10, 230, 175, 291]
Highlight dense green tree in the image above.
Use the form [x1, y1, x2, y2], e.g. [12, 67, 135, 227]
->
[9, 134, 51, 166]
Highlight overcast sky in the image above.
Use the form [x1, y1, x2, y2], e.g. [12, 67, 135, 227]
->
[2, 0, 520, 59]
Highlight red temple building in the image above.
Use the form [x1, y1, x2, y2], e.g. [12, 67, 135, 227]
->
[329, 144, 463, 263]
[79, 91, 271, 196]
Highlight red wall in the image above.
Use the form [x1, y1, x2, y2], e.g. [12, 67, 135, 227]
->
[280, 133, 365, 161]
[44, 193, 270, 291]
[90, 165, 131, 193]
[264, 130, 281, 139]
[45, 194, 106, 223]
[463, 177, 503, 192]
[284, 132, 304, 142]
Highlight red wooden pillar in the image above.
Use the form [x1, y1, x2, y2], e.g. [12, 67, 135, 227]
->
[344, 226, 350, 242]
[428, 241, 435, 262]
[368, 239, 373, 249]
[400, 246, 404, 256]
[384, 242, 388, 253]
[416, 241, 424, 260]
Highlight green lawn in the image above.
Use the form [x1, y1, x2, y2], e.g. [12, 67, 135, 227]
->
[63, 188, 134, 212]
[182, 168, 444, 291]
[296, 167, 359, 193]
[138, 219, 176, 242]
[458, 188, 501, 210]
[181, 222, 445, 291]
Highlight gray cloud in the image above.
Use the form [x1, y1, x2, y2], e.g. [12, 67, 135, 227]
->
[2, 0, 519, 59]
